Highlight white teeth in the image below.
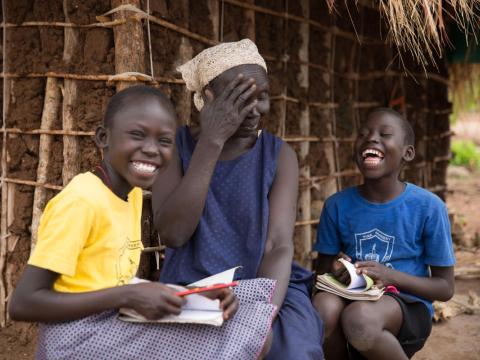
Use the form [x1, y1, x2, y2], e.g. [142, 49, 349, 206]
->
[362, 149, 384, 159]
[132, 161, 157, 173]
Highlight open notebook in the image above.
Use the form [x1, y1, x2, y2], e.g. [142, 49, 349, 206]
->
[118, 267, 240, 326]
[316, 258, 384, 301]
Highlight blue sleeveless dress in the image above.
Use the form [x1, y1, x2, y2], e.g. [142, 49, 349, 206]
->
[161, 127, 324, 360]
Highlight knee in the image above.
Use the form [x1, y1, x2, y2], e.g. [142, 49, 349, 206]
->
[341, 303, 380, 352]
[313, 293, 344, 338]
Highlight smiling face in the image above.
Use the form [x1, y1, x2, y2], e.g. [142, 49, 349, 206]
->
[207, 64, 270, 137]
[97, 96, 176, 192]
[354, 111, 415, 180]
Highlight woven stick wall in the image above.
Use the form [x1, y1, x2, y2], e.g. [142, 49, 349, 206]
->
[0, 0, 451, 326]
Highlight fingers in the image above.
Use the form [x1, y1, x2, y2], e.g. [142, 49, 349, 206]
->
[354, 261, 378, 269]
[219, 74, 244, 101]
[334, 268, 350, 284]
[232, 81, 256, 108]
[337, 252, 352, 262]
[219, 290, 238, 320]
[155, 284, 185, 307]
[159, 301, 183, 316]
[238, 99, 258, 120]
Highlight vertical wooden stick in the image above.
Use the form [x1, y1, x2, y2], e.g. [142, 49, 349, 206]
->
[176, 0, 193, 126]
[329, 20, 342, 191]
[207, 0, 220, 42]
[0, 0, 9, 326]
[112, 0, 146, 91]
[31, 77, 61, 250]
[297, 0, 311, 269]
[243, 0, 256, 41]
[322, 34, 338, 198]
[62, 0, 80, 185]
[62, 80, 79, 185]
[279, 1, 288, 138]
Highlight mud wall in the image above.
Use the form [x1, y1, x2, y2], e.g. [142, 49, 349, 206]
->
[0, 0, 451, 326]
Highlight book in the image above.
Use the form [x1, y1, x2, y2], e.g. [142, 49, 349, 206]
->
[316, 258, 384, 301]
[118, 267, 241, 326]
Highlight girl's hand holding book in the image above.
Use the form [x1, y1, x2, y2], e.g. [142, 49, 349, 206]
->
[355, 261, 395, 288]
[198, 288, 239, 320]
[126, 283, 186, 320]
[332, 252, 352, 285]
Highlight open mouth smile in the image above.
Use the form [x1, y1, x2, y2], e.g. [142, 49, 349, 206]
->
[361, 148, 385, 168]
[131, 161, 159, 174]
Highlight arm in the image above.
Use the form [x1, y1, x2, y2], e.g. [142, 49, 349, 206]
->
[355, 262, 455, 302]
[315, 254, 337, 275]
[8, 265, 184, 323]
[256, 143, 297, 311]
[152, 76, 258, 248]
[151, 139, 220, 248]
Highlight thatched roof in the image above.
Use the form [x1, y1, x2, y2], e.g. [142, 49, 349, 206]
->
[328, 0, 480, 67]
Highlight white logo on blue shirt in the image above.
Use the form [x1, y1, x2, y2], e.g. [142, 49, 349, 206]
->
[355, 228, 395, 264]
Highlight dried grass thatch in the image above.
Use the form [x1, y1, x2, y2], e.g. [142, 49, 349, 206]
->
[379, 0, 479, 66]
[328, 0, 480, 67]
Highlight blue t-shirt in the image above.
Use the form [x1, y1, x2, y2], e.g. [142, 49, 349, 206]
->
[314, 183, 455, 316]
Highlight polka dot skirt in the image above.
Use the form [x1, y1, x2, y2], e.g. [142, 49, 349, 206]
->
[35, 279, 276, 360]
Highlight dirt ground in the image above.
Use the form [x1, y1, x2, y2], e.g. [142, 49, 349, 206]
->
[415, 166, 480, 360]
[0, 167, 479, 359]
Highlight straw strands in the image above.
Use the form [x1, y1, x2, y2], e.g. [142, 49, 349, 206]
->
[326, 1, 480, 67]
[377, 0, 480, 67]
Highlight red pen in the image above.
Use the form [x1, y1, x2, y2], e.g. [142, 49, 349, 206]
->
[175, 281, 239, 297]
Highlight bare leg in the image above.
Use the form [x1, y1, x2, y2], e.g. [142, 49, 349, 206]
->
[313, 292, 349, 360]
[341, 296, 406, 360]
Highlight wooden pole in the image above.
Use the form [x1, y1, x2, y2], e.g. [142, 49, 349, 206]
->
[0, 0, 8, 327]
[207, 0, 220, 42]
[31, 77, 61, 250]
[62, 79, 79, 185]
[111, 0, 146, 91]
[329, 17, 342, 191]
[62, 0, 80, 185]
[297, 0, 311, 269]
[279, 0, 288, 138]
[176, 0, 193, 126]
[321, 33, 338, 198]
[243, 0, 256, 41]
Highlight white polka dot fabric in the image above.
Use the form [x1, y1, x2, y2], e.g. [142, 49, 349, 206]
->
[35, 279, 276, 360]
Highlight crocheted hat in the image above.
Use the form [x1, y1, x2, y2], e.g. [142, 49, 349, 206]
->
[177, 39, 267, 111]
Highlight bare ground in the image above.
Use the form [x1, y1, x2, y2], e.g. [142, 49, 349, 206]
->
[416, 167, 480, 359]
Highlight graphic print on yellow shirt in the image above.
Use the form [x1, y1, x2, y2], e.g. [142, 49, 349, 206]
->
[28, 172, 143, 293]
[116, 236, 143, 286]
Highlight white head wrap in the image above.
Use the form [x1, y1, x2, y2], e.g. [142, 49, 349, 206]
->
[177, 39, 267, 111]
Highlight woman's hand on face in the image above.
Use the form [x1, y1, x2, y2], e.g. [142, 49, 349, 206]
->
[354, 261, 395, 288]
[127, 283, 185, 320]
[199, 74, 258, 145]
[199, 288, 239, 320]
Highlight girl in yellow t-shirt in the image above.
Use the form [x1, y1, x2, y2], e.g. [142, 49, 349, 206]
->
[9, 86, 276, 360]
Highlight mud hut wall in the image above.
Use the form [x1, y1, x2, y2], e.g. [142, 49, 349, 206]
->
[0, 0, 451, 324]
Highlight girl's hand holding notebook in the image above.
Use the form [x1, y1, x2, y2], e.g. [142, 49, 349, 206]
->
[119, 268, 240, 325]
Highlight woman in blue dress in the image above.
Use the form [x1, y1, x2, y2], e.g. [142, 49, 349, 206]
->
[152, 39, 323, 359]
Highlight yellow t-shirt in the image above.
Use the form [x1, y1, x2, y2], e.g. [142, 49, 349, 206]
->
[28, 172, 143, 292]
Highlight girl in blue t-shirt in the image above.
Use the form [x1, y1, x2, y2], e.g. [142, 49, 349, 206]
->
[313, 108, 455, 360]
